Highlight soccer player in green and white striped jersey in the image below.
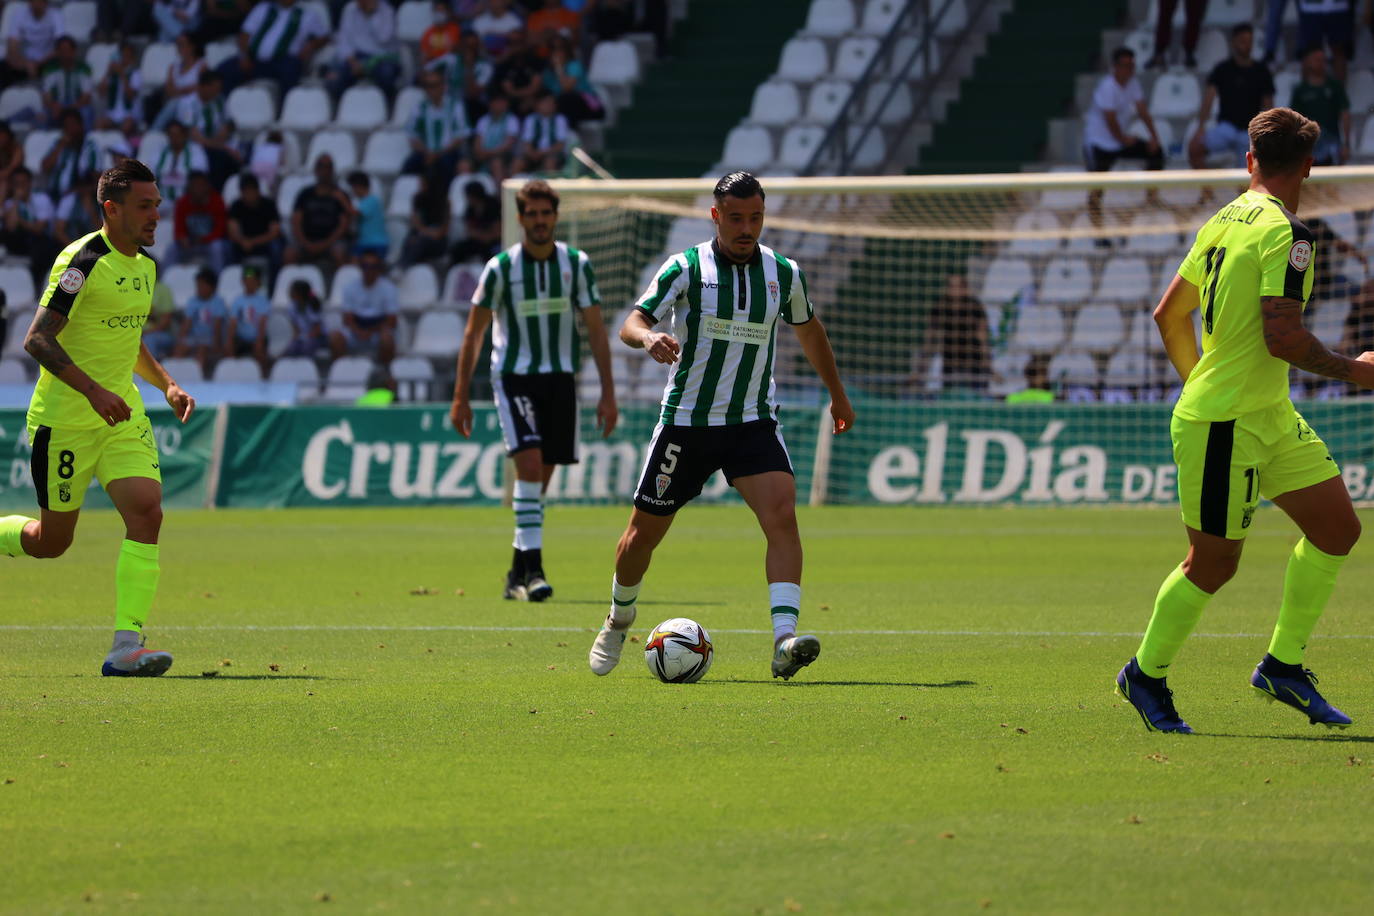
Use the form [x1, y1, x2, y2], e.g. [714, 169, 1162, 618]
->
[588, 172, 855, 681]
[450, 179, 618, 601]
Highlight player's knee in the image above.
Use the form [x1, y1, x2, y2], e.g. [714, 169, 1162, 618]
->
[28, 530, 73, 559]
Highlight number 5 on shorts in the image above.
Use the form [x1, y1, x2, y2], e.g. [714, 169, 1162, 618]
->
[660, 442, 680, 474]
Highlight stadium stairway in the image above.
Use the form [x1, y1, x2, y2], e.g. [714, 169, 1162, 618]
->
[912, 0, 1128, 173]
[602, 0, 811, 178]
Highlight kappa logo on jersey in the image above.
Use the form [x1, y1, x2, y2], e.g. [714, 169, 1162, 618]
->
[655, 473, 671, 498]
[1289, 239, 1313, 271]
[58, 267, 85, 294]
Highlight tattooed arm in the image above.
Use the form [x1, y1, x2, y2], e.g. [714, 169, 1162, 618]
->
[23, 307, 132, 426]
[1261, 296, 1374, 387]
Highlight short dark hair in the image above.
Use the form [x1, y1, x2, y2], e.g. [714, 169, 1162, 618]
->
[1301, 44, 1326, 60]
[239, 172, 260, 191]
[97, 159, 156, 206]
[195, 268, 216, 286]
[60, 106, 82, 126]
[55, 34, 76, 49]
[714, 170, 764, 203]
[197, 69, 220, 86]
[12, 165, 31, 181]
[515, 178, 558, 215]
[1248, 107, 1320, 175]
[1110, 46, 1134, 65]
[1231, 23, 1253, 38]
[188, 169, 210, 183]
[167, 118, 187, 132]
[348, 170, 369, 189]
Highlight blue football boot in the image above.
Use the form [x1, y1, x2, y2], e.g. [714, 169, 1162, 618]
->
[1116, 657, 1193, 734]
[1251, 655, 1352, 729]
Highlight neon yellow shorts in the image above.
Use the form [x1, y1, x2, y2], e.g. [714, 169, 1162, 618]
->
[27, 416, 161, 512]
[1172, 402, 1340, 540]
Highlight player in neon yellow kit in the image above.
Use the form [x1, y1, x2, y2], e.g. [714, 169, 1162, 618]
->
[0, 160, 196, 677]
[1117, 108, 1374, 732]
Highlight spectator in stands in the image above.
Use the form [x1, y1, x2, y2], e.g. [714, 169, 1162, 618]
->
[924, 274, 990, 399]
[228, 172, 285, 270]
[348, 171, 389, 259]
[178, 70, 241, 187]
[1297, 0, 1353, 82]
[1083, 48, 1162, 231]
[1188, 25, 1274, 169]
[544, 34, 603, 126]
[404, 71, 473, 177]
[330, 0, 400, 101]
[174, 267, 228, 372]
[286, 154, 354, 268]
[96, 41, 145, 134]
[399, 170, 451, 266]
[41, 108, 101, 202]
[1307, 216, 1368, 305]
[153, 119, 211, 213]
[1006, 353, 1055, 404]
[40, 36, 94, 128]
[194, 0, 254, 43]
[527, 0, 582, 45]
[516, 90, 571, 173]
[428, 30, 495, 124]
[95, 0, 154, 39]
[52, 170, 102, 247]
[282, 278, 328, 357]
[143, 280, 179, 360]
[473, 93, 522, 181]
[151, 32, 209, 130]
[451, 179, 500, 264]
[248, 129, 287, 190]
[1262, 0, 1289, 65]
[154, 0, 202, 42]
[226, 263, 272, 374]
[472, 0, 526, 57]
[0, 167, 60, 286]
[494, 28, 544, 115]
[1, 0, 64, 91]
[420, 1, 461, 63]
[0, 124, 23, 202]
[1291, 46, 1351, 165]
[1146, 0, 1205, 69]
[356, 365, 398, 405]
[588, 0, 636, 43]
[219, 0, 330, 93]
[1339, 278, 1374, 379]
[172, 170, 230, 270]
[329, 250, 398, 364]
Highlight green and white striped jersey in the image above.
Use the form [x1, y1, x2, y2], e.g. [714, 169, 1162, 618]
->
[637, 240, 814, 427]
[473, 241, 600, 376]
[408, 95, 470, 151]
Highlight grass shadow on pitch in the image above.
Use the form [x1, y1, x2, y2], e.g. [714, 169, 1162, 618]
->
[704, 679, 977, 688]
[167, 674, 338, 681]
[554, 600, 728, 607]
[1195, 731, 1374, 744]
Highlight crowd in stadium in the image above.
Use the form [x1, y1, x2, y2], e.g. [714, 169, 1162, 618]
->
[0, 0, 666, 384]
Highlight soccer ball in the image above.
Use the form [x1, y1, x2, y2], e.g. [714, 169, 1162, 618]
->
[644, 618, 714, 683]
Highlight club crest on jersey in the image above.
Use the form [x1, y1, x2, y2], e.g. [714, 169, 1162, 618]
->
[58, 267, 85, 294]
[655, 473, 671, 498]
[768, 281, 779, 302]
[1289, 240, 1312, 271]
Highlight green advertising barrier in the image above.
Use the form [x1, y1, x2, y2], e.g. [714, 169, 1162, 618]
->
[826, 400, 1374, 504]
[0, 408, 218, 511]
[213, 404, 819, 507]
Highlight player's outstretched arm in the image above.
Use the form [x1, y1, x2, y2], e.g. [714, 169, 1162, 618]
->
[791, 317, 854, 434]
[135, 340, 195, 422]
[620, 310, 679, 364]
[449, 306, 494, 438]
[1262, 296, 1374, 386]
[581, 305, 618, 437]
[1153, 274, 1202, 382]
[24, 307, 132, 426]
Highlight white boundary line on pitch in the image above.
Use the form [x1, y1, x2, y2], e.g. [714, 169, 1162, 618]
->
[5, 624, 1374, 640]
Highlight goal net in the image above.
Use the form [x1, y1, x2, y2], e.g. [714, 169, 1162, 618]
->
[521, 168, 1374, 506]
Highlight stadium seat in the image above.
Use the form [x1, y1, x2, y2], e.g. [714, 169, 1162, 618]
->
[1358, 117, 1374, 158]
[805, 79, 855, 124]
[212, 357, 264, 383]
[305, 130, 359, 172]
[1037, 258, 1093, 305]
[834, 37, 881, 81]
[1065, 211, 1124, 253]
[63, 1, 98, 43]
[777, 37, 829, 84]
[362, 130, 411, 177]
[0, 86, 42, 124]
[276, 173, 313, 222]
[1010, 305, 1066, 352]
[395, 0, 434, 42]
[1094, 257, 1155, 304]
[1104, 348, 1155, 390]
[1006, 210, 1063, 256]
[390, 86, 424, 127]
[22, 129, 58, 170]
[327, 264, 363, 307]
[1348, 70, 1374, 115]
[442, 263, 482, 306]
[748, 81, 802, 127]
[1308, 298, 1350, 346]
[323, 356, 375, 400]
[163, 264, 201, 307]
[268, 356, 321, 386]
[256, 127, 304, 173]
[159, 357, 205, 385]
[0, 265, 36, 310]
[885, 35, 940, 80]
[388, 174, 421, 218]
[1122, 212, 1182, 256]
[221, 172, 242, 207]
[216, 265, 244, 303]
[1149, 73, 1201, 119]
[205, 38, 238, 69]
[778, 124, 826, 171]
[1193, 30, 1228, 73]
[804, 0, 855, 37]
[1068, 304, 1126, 352]
[89, 129, 127, 157]
[844, 124, 886, 170]
[227, 85, 277, 133]
[1038, 181, 1088, 212]
[1125, 308, 1169, 353]
[1318, 210, 1359, 250]
[933, 0, 969, 36]
[665, 217, 712, 254]
[1157, 183, 1201, 208]
[1047, 351, 1100, 396]
[721, 126, 774, 172]
[0, 358, 29, 384]
[337, 85, 388, 131]
[980, 257, 1034, 307]
[398, 265, 440, 312]
[274, 265, 327, 308]
[264, 310, 296, 359]
[279, 86, 334, 132]
[860, 0, 903, 35]
[0, 3, 20, 41]
[1272, 70, 1300, 110]
[588, 41, 641, 89]
[391, 355, 436, 400]
[1204, 0, 1253, 26]
[407, 311, 464, 358]
[1121, 29, 1154, 64]
[861, 80, 914, 126]
[992, 349, 1030, 394]
[2, 319, 26, 359]
[84, 42, 117, 83]
[302, 0, 333, 29]
[140, 42, 178, 89]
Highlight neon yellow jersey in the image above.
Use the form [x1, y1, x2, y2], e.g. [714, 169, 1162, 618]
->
[28, 230, 156, 431]
[1173, 190, 1315, 422]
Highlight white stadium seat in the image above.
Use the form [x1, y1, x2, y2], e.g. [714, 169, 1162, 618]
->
[1149, 73, 1201, 119]
[216, 265, 244, 303]
[221, 173, 242, 207]
[328, 265, 363, 307]
[1037, 258, 1093, 305]
[778, 124, 825, 171]
[1006, 210, 1063, 256]
[1125, 308, 1168, 353]
[862, 80, 914, 126]
[0, 359, 29, 384]
[306, 130, 359, 172]
[1194, 29, 1228, 73]
[256, 127, 304, 173]
[22, 129, 58, 170]
[805, 79, 854, 124]
[804, 0, 855, 37]
[0, 86, 42, 123]
[337, 85, 388, 131]
[2, 321, 27, 359]
[885, 35, 940, 80]
[84, 42, 117, 83]
[1204, 0, 1253, 27]
[205, 38, 238, 69]
[63, 1, 98, 42]
[834, 37, 881, 81]
[391, 355, 436, 400]
[442, 264, 482, 306]
[933, 0, 968, 36]
[860, 0, 903, 35]
[363, 130, 412, 176]
[1348, 70, 1374, 115]
[160, 358, 205, 386]
[323, 356, 374, 400]
[388, 174, 421, 218]
[777, 37, 829, 84]
[396, 1, 434, 42]
[1105, 348, 1154, 388]
[140, 42, 178, 89]
[398, 265, 440, 312]
[979, 257, 1033, 306]
[721, 125, 774, 172]
[273, 265, 327, 309]
[212, 357, 264, 383]
[1123, 212, 1182, 256]
[390, 86, 424, 127]
[1011, 305, 1066, 352]
[1047, 351, 1100, 393]
[162, 265, 201, 307]
[749, 81, 802, 127]
[1359, 116, 1374, 157]
[1122, 29, 1154, 64]
[269, 356, 321, 386]
[665, 217, 712, 254]
[844, 124, 886, 170]
[276, 173, 314, 224]
[1068, 304, 1126, 352]
[279, 86, 334, 131]
[407, 312, 464, 358]
[227, 86, 277, 133]
[588, 41, 641, 88]
[0, 265, 36, 309]
[1094, 257, 1156, 304]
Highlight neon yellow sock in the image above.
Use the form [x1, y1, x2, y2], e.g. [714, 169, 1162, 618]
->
[115, 539, 160, 632]
[1136, 565, 1213, 678]
[0, 516, 35, 557]
[1268, 538, 1347, 665]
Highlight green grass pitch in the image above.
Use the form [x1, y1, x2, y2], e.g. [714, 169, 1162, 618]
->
[4, 505, 1374, 914]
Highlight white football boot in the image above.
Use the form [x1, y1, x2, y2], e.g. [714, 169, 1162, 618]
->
[771, 634, 821, 680]
[588, 609, 635, 676]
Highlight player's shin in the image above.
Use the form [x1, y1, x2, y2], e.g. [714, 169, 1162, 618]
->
[114, 539, 160, 633]
[1135, 565, 1213, 678]
[0, 515, 36, 557]
[513, 478, 544, 559]
[610, 575, 639, 627]
[769, 581, 801, 646]
[1268, 538, 1347, 665]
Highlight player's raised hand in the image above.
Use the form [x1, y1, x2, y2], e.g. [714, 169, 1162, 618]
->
[830, 394, 855, 435]
[645, 331, 680, 364]
[165, 383, 195, 422]
[450, 398, 473, 438]
[87, 387, 132, 426]
[597, 392, 618, 437]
